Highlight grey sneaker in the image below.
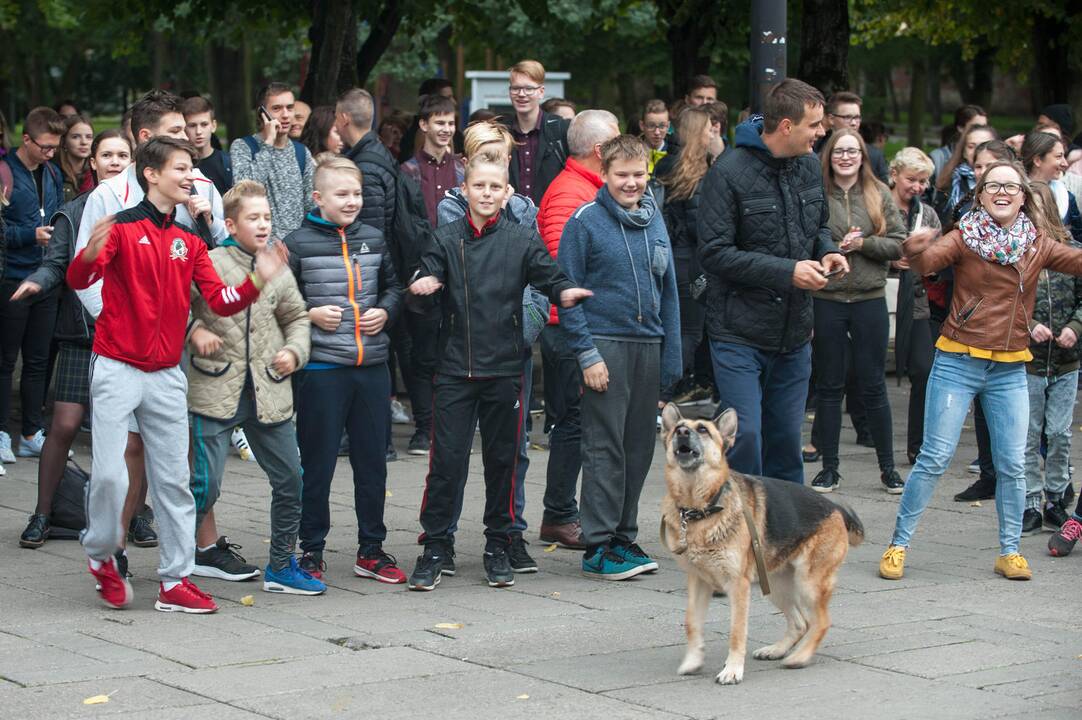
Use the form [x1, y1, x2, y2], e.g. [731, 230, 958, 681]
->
[17, 429, 45, 458]
[0, 431, 15, 463]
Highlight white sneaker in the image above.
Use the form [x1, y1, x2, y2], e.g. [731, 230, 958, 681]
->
[231, 427, 256, 462]
[390, 399, 411, 425]
[16, 429, 45, 458]
[0, 463, 6, 476]
[0, 431, 15, 463]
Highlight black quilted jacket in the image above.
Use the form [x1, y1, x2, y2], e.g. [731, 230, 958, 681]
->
[697, 118, 840, 352]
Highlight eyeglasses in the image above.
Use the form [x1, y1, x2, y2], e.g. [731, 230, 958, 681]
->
[643, 123, 669, 132]
[509, 85, 542, 96]
[831, 113, 861, 123]
[831, 147, 862, 158]
[27, 136, 59, 154]
[982, 182, 1023, 196]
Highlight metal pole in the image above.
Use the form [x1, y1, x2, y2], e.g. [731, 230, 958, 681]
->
[749, 0, 787, 113]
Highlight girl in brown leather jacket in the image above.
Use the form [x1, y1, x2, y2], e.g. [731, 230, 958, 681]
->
[880, 160, 1082, 583]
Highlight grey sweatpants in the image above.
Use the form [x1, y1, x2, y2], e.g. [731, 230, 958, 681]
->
[579, 339, 661, 549]
[82, 355, 194, 583]
[191, 385, 303, 571]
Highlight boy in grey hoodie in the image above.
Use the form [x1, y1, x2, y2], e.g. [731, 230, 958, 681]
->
[557, 135, 681, 580]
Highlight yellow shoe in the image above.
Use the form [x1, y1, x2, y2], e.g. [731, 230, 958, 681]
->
[879, 546, 906, 580]
[994, 553, 1032, 581]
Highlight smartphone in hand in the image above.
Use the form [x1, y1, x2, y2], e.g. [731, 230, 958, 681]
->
[259, 105, 273, 124]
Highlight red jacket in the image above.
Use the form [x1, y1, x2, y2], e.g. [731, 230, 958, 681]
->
[537, 157, 602, 323]
[67, 199, 260, 372]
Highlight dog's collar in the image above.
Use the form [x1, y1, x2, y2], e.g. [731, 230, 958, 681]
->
[678, 484, 728, 523]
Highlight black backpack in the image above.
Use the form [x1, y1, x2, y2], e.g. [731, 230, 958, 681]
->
[50, 460, 90, 539]
[354, 151, 433, 280]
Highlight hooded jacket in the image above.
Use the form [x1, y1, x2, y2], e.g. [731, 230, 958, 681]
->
[419, 212, 573, 378]
[697, 117, 840, 352]
[1, 150, 63, 281]
[187, 239, 310, 424]
[557, 186, 682, 389]
[284, 212, 402, 368]
[812, 183, 905, 302]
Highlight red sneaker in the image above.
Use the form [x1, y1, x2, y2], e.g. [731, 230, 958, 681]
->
[155, 578, 218, 614]
[354, 546, 407, 584]
[88, 557, 133, 609]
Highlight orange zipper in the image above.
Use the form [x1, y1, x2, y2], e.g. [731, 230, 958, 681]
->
[339, 229, 364, 366]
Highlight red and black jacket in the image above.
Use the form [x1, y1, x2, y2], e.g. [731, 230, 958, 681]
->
[67, 198, 260, 372]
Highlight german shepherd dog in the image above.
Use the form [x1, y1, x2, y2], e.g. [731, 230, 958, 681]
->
[659, 404, 864, 685]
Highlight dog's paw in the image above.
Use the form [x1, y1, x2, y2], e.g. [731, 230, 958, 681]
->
[780, 654, 812, 669]
[752, 644, 789, 661]
[677, 652, 704, 675]
[714, 664, 744, 685]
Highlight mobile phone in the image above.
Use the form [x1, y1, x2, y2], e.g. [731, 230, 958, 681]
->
[822, 267, 845, 278]
[259, 105, 273, 124]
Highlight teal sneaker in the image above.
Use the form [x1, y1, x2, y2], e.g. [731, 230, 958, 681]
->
[611, 542, 659, 573]
[582, 544, 649, 581]
[263, 556, 327, 595]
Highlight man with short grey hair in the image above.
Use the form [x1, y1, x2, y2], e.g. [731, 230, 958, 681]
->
[534, 109, 620, 549]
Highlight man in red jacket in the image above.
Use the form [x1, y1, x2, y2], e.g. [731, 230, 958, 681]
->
[68, 137, 287, 613]
[535, 109, 618, 549]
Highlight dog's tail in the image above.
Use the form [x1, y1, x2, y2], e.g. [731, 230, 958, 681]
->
[833, 502, 864, 547]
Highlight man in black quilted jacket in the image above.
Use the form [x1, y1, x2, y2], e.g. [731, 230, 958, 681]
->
[696, 78, 848, 484]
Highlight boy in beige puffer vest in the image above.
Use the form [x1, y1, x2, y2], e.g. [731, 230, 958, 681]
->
[185, 180, 324, 595]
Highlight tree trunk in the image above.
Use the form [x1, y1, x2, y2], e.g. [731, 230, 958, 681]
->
[302, 0, 357, 105]
[207, 41, 252, 142]
[1030, 12, 1070, 111]
[971, 45, 994, 109]
[356, 0, 404, 87]
[658, 0, 712, 98]
[926, 48, 943, 128]
[907, 59, 926, 147]
[884, 69, 900, 123]
[151, 32, 168, 90]
[797, 0, 849, 95]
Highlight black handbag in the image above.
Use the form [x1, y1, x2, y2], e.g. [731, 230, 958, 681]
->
[49, 460, 89, 539]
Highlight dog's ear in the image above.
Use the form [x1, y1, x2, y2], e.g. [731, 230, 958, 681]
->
[714, 407, 738, 450]
[661, 403, 683, 434]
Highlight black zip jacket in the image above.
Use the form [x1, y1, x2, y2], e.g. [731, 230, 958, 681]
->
[419, 213, 574, 377]
[503, 112, 570, 205]
[25, 191, 90, 343]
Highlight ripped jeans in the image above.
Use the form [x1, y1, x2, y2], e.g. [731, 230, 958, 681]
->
[891, 350, 1028, 555]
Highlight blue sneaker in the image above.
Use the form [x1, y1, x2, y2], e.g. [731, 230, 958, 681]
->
[582, 544, 649, 581]
[263, 557, 327, 595]
[611, 542, 659, 574]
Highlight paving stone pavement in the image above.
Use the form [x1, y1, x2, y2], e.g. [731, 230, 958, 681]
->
[0, 384, 1079, 719]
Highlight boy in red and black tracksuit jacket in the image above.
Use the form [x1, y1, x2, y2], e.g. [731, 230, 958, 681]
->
[67, 137, 285, 613]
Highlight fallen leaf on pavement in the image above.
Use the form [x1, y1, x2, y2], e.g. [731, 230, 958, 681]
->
[550, 591, 560, 598]
[517, 694, 530, 700]
[386, 490, 393, 497]
[240, 595, 255, 606]
[970, 501, 982, 507]
[83, 691, 116, 705]
[435, 623, 463, 629]
[544, 544, 557, 553]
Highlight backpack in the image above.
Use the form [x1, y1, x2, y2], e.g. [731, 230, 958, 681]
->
[241, 136, 307, 175]
[354, 151, 433, 280]
[49, 460, 90, 539]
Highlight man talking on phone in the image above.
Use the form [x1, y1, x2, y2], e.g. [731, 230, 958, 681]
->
[230, 83, 315, 236]
[697, 78, 848, 485]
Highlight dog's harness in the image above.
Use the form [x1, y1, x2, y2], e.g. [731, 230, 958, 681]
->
[666, 483, 771, 597]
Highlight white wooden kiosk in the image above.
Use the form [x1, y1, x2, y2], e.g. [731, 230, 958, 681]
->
[466, 70, 571, 116]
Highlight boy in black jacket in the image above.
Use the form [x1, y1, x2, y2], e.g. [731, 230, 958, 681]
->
[406, 157, 590, 590]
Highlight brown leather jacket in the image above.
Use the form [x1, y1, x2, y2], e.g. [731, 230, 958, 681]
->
[909, 228, 1082, 352]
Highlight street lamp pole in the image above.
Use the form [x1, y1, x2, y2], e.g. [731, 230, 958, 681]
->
[749, 0, 787, 113]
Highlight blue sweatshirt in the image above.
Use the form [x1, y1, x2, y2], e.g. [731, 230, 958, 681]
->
[2, 150, 63, 280]
[557, 185, 681, 388]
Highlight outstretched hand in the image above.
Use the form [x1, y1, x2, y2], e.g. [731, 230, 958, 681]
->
[559, 287, 593, 308]
[10, 280, 41, 302]
[255, 242, 289, 283]
[903, 227, 938, 256]
[409, 276, 443, 295]
[81, 215, 116, 263]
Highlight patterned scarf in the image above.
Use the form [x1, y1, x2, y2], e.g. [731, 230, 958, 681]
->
[958, 208, 1036, 266]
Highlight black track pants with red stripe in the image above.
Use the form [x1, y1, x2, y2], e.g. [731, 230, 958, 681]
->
[420, 373, 523, 550]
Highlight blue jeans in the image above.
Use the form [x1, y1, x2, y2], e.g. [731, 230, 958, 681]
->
[1025, 369, 1078, 507]
[709, 340, 811, 484]
[891, 351, 1028, 555]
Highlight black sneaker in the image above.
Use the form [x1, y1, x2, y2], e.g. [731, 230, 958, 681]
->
[19, 513, 50, 548]
[408, 547, 446, 591]
[127, 514, 158, 548]
[407, 431, 430, 456]
[193, 536, 260, 581]
[1021, 508, 1043, 537]
[441, 547, 456, 577]
[1043, 502, 1069, 531]
[954, 479, 996, 502]
[1062, 482, 1076, 510]
[483, 546, 515, 588]
[880, 469, 904, 495]
[811, 468, 841, 493]
[508, 535, 538, 573]
[114, 550, 131, 579]
[299, 551, 325, 579]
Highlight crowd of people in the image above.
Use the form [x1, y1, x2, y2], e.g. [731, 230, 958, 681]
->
[2, 59, 1082, 614]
